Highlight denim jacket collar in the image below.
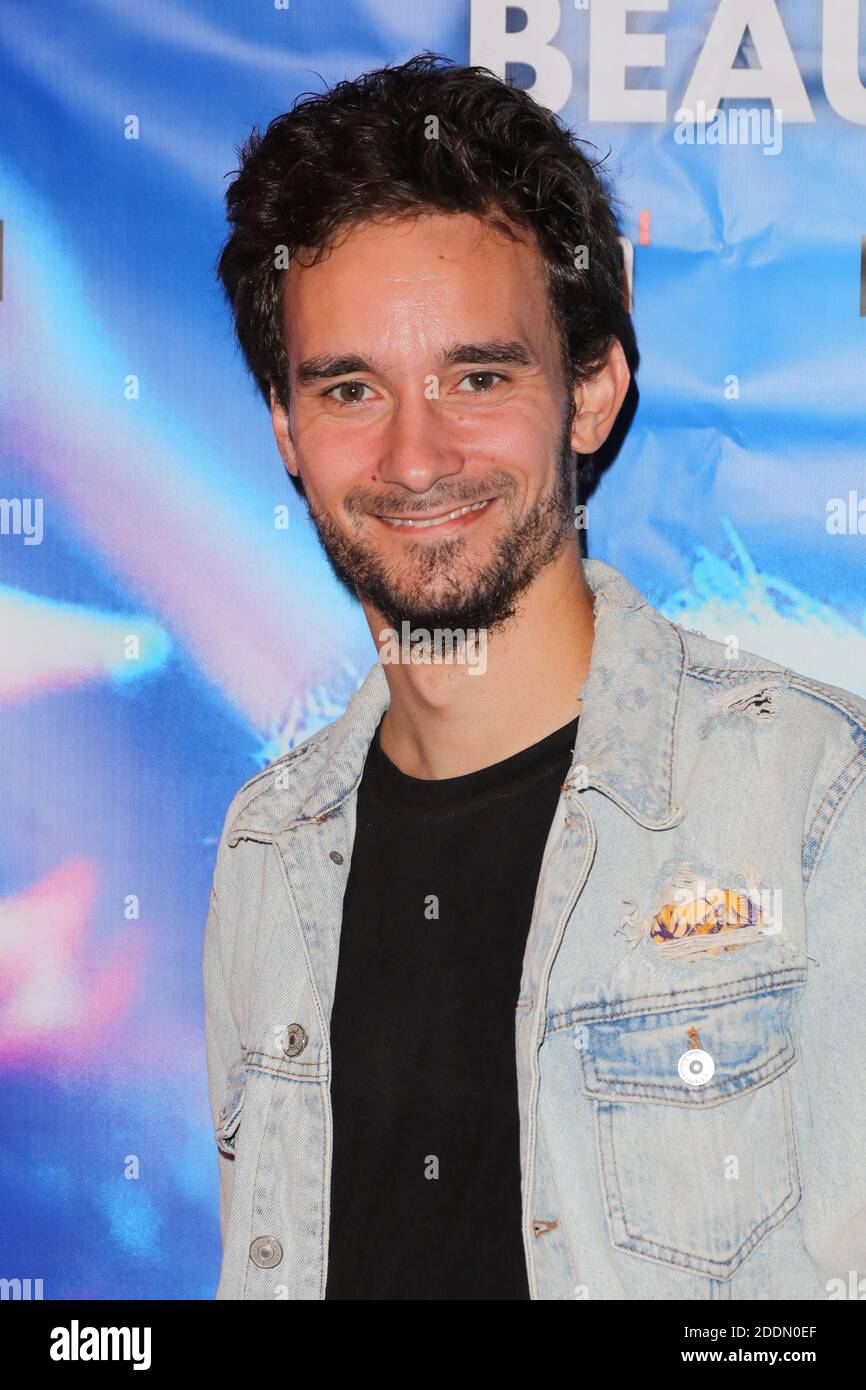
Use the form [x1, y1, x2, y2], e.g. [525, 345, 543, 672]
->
[567, 560, 686, 830]
[255, 559, 686, 835]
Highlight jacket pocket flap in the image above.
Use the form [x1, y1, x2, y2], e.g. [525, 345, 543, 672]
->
[576, 987, 797, 1106]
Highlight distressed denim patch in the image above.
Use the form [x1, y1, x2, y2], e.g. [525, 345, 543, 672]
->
[651, 887, 764, 958]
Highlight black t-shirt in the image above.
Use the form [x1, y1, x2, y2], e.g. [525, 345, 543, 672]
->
[324, 712, 579, 1300]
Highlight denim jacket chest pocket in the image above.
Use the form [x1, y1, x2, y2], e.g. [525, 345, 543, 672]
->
[573, 973, 806, 1281]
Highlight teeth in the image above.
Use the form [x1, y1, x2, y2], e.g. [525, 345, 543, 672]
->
[381, 499, 491, 529]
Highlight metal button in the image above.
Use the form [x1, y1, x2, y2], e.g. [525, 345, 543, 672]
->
[249, 1235, 283, 1269]
[281, 1023, 308, 1057]
[677, 1048, 715, 1086]
[329, 850, 344, 864]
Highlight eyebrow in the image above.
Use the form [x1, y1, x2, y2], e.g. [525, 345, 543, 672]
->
[294, 339, 536, 386]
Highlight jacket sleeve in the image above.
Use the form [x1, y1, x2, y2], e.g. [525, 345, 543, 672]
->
[202, 870, 244, 1249]
[799, 765, 866, 1289]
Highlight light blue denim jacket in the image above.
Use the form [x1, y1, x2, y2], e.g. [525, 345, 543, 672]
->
[203, 559, 866, 1300]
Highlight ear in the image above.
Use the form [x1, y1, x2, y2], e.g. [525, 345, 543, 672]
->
[270, 384, 299, 478]
[569, 339, 631, 455]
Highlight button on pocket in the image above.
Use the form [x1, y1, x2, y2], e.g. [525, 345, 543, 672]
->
[575, 983, 803, 1281]
[215, 1057, 247, 1156]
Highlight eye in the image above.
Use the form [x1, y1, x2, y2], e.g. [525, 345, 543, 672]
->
[324, 380, 376, 406]
[456, 371, 506, 393]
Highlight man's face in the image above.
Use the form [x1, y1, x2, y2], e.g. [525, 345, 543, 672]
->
[274, 210, 581, 634]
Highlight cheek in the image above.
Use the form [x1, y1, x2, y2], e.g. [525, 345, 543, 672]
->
[296, 414, 380, 494]
[453, 400, 560, 458]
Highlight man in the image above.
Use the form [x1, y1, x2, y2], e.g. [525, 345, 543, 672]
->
[204, 53, 866, 1300]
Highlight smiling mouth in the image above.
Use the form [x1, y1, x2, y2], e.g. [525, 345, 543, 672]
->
[377, 498, 494, 529]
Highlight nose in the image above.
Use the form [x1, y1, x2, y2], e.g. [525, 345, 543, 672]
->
[374, 388, 464, 494]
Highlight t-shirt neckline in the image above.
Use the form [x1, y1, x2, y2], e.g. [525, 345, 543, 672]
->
[362, 712, 580, 817]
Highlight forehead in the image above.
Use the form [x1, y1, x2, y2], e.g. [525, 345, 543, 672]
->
[282, 210, 557, 359]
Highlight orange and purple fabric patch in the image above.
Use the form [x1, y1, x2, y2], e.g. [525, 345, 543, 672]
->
[651, 889, 764, 957]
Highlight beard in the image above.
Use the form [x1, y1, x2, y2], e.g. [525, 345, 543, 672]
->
[300, 401, 578, 635]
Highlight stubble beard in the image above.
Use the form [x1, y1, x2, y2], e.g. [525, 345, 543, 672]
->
[300, 404, 578, 636]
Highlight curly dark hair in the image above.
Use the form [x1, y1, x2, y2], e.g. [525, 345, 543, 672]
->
[216, 51, 633, 439]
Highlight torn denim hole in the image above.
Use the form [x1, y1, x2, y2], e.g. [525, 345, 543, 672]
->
[612, 899, 651, 979]
[615, 861, 803, 966]
[698, 680, 786, 741]
[710, 680, 780, 718]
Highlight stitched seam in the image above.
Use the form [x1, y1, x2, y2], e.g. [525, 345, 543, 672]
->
[523, 801, 597, 1298]
[783, 1068, 804, 1206]
[802, 750, 866, 887]
[228, 742, 319, 829]
[318, 1082, 328, 1298]
[687, 666, 788, 681]
[271, 834, 334, 1295]
[246, 1053, 323, 1069]
[688, 667, 866, 728]
[207, 889, 245, 1073]
[596, 1062, 802, 1277]
[245, 1062, 327, 1083]
[584, 1042, 792, 1102]
[608, 1102, 797, 1274]
[618, 1178, 795, 1272]
[786, 675, 866, 734]
[293, 768, 366, 824]
[547, 969, 806, 1031]
[666, 622, 687, 816]
[532, 1121, 580, 1286]
[241, 1073, 278, 1298]
[271, 841, 332, 1056]
[599, 1102, 625, 1247]
[232, 742, 316, 807]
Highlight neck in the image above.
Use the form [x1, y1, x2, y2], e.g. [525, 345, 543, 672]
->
[364, 539, 595, 779]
